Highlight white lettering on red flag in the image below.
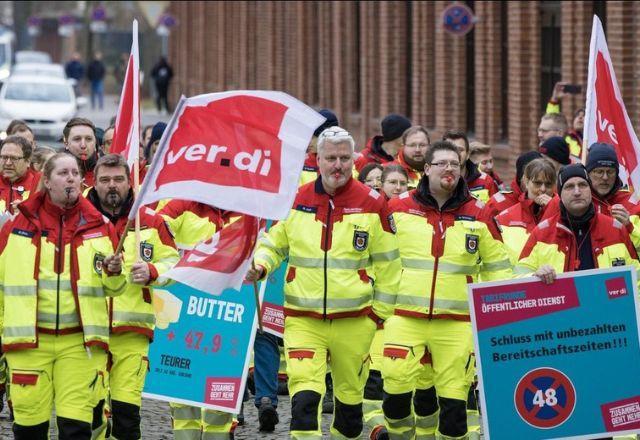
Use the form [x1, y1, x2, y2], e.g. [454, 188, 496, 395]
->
[133, 91, 325, 220]
[584, 15, 640, 193]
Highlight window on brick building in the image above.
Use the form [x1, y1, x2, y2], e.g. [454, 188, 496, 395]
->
[540, 1, 561, 113]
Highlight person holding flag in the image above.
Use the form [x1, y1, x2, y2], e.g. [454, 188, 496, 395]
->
[86, 154, 179, 440]
[246, 126, 401, 439]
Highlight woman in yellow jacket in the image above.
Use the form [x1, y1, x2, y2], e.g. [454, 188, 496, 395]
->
[0, 152, 125, 439]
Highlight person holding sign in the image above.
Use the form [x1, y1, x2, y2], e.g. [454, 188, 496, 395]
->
[0, 152, 125, 439]
[86, 154, 179, 440]
[376, 141, 512, 440]
[517, 164, 640, 283]
[247, 126, 401, 439]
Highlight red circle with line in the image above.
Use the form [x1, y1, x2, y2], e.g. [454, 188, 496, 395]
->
[514, 367, 576, 429]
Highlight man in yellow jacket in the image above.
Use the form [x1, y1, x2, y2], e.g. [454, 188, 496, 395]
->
[377, 141, 512, 440]
[87, 154, 179, 440]
[247, 126, 401, 439]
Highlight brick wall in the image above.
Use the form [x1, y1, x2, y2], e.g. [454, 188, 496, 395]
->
[167, 0, 640, 183]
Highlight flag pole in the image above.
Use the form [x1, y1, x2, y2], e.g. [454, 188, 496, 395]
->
[252, 261, 264, 333]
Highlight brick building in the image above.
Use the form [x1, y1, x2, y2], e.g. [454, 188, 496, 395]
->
[168, 1, 636, 182]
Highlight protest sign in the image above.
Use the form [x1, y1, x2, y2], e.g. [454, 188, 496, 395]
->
[469, 267, 640, 439]
[143, 281, 257, 412]
[260, 265, 286, 337]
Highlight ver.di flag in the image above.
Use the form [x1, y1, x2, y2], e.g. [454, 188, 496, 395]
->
[584, 15, 640, 194]
[111, 19, 140, 167]
[162, 215, 265, 295]
[129, 91, 326, 221]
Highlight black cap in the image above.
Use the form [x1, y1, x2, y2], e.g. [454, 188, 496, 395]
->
[381, 114, 411, 142]
[586, 142, 618, 173]
[313, 109, 339, 138]
[145, 122, 167, 161]
[539, 136, 571, 165]
[515, 151, 543, 184]
[557, 164, 591, 193]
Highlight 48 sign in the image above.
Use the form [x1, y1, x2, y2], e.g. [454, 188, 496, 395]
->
[514, 367, 577, 429]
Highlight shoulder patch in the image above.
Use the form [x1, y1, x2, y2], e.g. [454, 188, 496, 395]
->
[368, 188, 381, 200]
[399, 191, 410, 199]
[145, 207, 156, 216]
[475, 199, 485, 209]
[493, 192, 505, 202]
[538, 219, 550, 230]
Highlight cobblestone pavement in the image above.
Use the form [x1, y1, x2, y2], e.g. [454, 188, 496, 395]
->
[0, 395, 335, 439]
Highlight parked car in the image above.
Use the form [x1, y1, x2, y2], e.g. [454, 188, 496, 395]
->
[0, 75, 82, 140]
[14, 50, 51, 65]
[12, 63, 66, 79]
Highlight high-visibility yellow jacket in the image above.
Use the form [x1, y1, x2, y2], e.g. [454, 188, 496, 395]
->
[159, 200, 226, 250]
[389, 177, 512, 321]
[87, 189, 179, 340]
[299, 153, 319, 187]
[0, 192, 126, 351]
[465, 160, 498, 203]
[516, 211, 640, 275]
[496, 195, 558, 265]
[254, 177, 400, 321]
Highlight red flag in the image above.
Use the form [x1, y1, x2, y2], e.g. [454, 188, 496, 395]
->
[128, 91, 326, 220]
[584, 15, 640, 193]
[111, 20, 140, 166]
[163, 215, 265, 295]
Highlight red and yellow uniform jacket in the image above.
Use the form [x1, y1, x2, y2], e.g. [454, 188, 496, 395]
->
[299, 153, 319, 187]
[496, 195, 558, 265]
[87, 189, 179, 339]
[0, 168, 40, 213]
[389, 177, 512, 321]
[159, 200, 226, 250]
[389, 151, 422, 190]
[486, 179, 523, 216]
[465, 160, 498, 203]
[354, 135, 396, 172]
[516, 211, 640, 275]
[254, 177, 400, 321]
[0, 192, 126, 351]
[545, 100, 583, 159]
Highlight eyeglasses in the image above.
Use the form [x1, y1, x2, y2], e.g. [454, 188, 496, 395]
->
[0, 155, 24, 163]
[405, 143, 429, 149]
[429, 161, 461, 170]
[590, 168, 616, 178]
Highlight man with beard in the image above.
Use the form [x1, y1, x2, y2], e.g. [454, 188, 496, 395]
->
[63, 117, 99, 189]
[247, 126, 400, 439]
[374, 141, 511, 440]
[442, 130, 498, 203]
[87, 154, 179, 440]
[355, 114, 412, 172]
[392, 126, 430, 190]
[584, 143, 640, 252]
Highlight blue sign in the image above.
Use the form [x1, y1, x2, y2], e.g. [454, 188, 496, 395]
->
[469, 267, 640, 439]
[143, 281, 257, 412]
[442, 4, 475, 36]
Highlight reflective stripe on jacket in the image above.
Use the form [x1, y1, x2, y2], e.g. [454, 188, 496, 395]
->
[0, 192, 126, 351]
[254, 177, 400, 320]
[389, 177, 512, 321]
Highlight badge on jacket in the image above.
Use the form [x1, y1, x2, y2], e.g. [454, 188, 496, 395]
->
[465, 234, 479, 254]
[140, 242, 154, 262]
[94, 253, 105, 275]
[611, 257, 626, 267]
[353, 230, 369, 251]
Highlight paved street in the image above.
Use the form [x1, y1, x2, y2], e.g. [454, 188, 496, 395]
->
[0, 395, 337, 438]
